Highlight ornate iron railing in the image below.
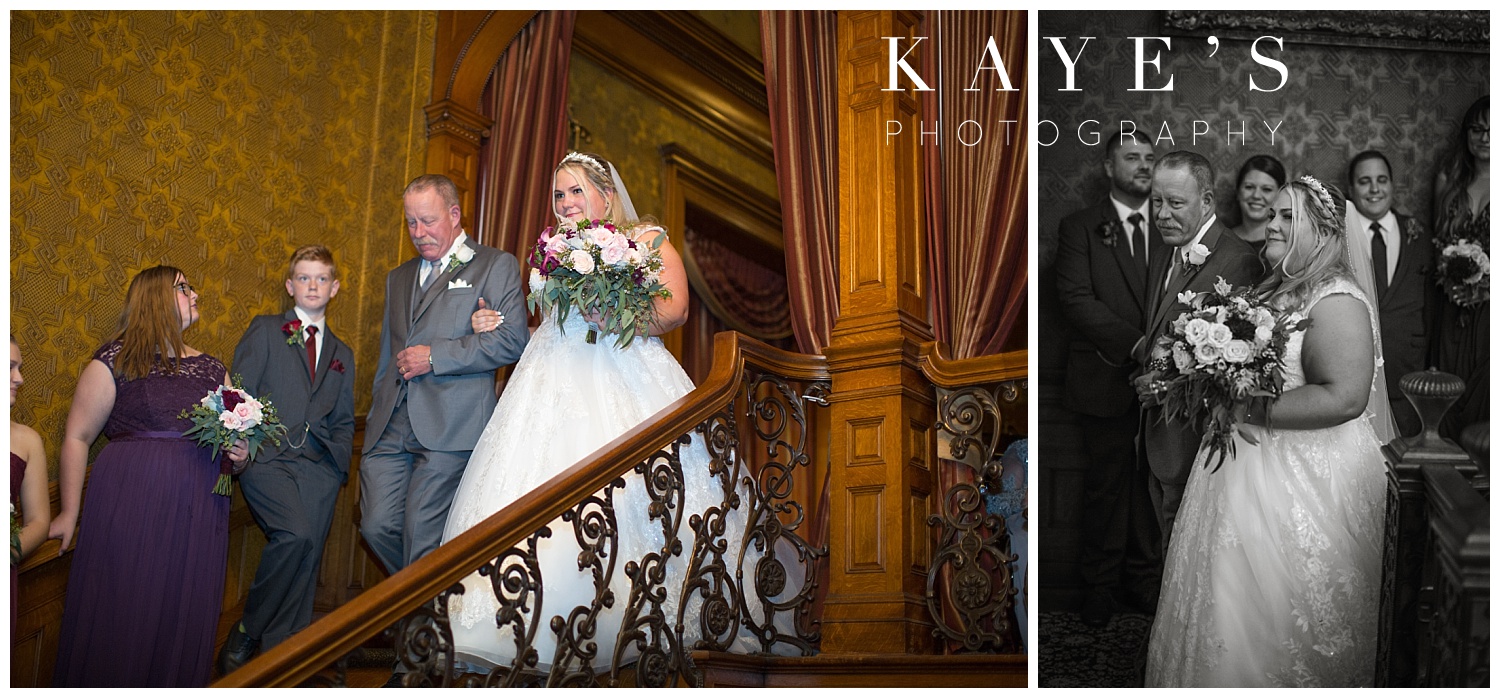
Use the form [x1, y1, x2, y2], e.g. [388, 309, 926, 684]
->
[217, 332, 830, 687]
[918, 343, 1028, 653]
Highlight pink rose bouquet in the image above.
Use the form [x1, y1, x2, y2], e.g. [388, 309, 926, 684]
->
[1140, 277, 1310, 472]
[527, 219, 671, 348]
[179, 376, 287, 496]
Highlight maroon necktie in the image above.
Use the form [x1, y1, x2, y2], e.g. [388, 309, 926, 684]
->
[306, 325, 318, 382]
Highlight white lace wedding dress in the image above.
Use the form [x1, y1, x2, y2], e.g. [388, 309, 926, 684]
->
[1145, 277, 1389, 687]
[441, 308, 792, 673]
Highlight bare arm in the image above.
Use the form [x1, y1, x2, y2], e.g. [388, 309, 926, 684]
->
[48, 359, 116, 552]
[13, 424, 52, 559]
[636, 227, 689, 335]
[1250, 294, 1375, 430]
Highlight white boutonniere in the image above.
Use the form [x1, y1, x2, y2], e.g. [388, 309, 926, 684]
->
[447, 278, 472, 290]
[1182, 243, 1211, 272]
[444, 242, 475, 274]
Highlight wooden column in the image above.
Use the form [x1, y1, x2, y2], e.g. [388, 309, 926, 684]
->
[422, 10, 536, 232]
[423, 99, 491, 230]
[820, 9, 939, 655]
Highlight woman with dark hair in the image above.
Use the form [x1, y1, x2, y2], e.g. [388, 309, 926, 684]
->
[1227, 154, 1288, 253]
[10, 336, 52, 636]
[1147, 177, 1388, 686]
[49, 265, 247, 686]
[1430, 95, 1489, 439]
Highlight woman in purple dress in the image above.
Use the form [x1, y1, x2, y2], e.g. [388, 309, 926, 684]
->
[48, 265, 248, 687]
[11, 336, 52, 636]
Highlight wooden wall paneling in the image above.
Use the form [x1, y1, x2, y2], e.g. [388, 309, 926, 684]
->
[820, 10, 939, 656]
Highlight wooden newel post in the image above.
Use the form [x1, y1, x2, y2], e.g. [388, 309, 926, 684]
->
[819, 9, 941, 655]
[1375, 369, 1471, 686]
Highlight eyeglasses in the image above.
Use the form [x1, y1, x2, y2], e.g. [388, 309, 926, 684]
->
[174, 282, 195, 296]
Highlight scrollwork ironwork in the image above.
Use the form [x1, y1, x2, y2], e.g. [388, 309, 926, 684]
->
[386, 365, 829, 687]
[927, 380, 1023, 653]
[926, 483, 1017, 653]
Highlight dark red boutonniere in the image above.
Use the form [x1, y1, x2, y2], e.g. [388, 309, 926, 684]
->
[1096, 219, 1123, 247]
[283, 320, 305, 347]
[330, 358, 346, 374]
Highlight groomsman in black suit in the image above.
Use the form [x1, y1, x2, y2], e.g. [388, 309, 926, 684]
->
[1055, 132, 1165, 626]
[219, 245, 356, 675]
[1346, 150, 1433, 437]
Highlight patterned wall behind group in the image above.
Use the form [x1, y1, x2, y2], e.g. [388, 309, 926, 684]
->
[1037, 11, 1489, 266]
[11, 10, 437, 476]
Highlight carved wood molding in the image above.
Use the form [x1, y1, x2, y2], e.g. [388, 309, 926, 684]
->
[432, 10, 537, 108]
[424, 98, 492, 147]
[573, 11, 774, 169]
[917, 342, 1027, 388]
[660, 142, 784, 253]
[1162, 10, 1489, 54]
[609, 11, 770, 114]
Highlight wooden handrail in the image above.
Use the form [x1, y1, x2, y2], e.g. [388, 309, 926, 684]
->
[917, 341, 1026, 388]
[217, 331, 827, 687]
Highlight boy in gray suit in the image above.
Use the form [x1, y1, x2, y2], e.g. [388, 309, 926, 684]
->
[218, 245, 357, 675]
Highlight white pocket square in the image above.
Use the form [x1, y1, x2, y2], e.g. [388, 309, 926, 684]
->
[447, 278, 472, 290]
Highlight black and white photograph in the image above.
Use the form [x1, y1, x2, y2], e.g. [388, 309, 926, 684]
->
[1036, 9, 1489, 688]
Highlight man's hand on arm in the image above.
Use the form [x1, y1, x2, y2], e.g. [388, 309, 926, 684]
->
[395, 345, 433, 379]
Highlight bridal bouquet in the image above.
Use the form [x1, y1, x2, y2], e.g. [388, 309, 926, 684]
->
[526, 218, 672, 348]
[1142, 277, 1311, 472]
[1436, 237, 1489, 308]
[179, 377, 287, 496]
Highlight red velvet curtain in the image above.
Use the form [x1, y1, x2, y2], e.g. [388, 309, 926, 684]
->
[761, 10, 840, 640]
[922, 11, 1029, 653]
[923, 10, 1028, 360]
[761, 10, 840, 356]
[474, 10, 577, 267]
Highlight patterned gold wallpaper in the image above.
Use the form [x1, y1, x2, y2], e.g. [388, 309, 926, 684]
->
[10, 10, 437, 476]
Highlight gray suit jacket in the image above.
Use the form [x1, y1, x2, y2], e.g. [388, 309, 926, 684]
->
[1139, 221, 1263, 485]
[231, 310, 357, 478]
[363, 238, 529, 454]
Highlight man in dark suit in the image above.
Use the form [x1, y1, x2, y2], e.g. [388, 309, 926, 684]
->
[1055, 132, 1165, 626]
[360, 174, 529, 575]
[219, 245, 357, 674]
[1135, 151, 1263, 548]
[1346, 150, 1432, 437]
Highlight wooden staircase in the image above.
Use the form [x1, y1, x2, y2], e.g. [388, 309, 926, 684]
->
[199, 332, 1025, 687]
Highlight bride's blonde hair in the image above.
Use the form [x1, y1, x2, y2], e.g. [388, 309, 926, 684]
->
[1259, 176, 1354, 310]
[554, 151, 641, 229]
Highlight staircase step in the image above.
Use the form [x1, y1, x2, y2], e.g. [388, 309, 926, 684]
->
[690, 651, 1027, 687]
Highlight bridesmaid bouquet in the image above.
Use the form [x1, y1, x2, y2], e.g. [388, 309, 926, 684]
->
[1142, 277, 1311, 472]
[526, 218, 672, 348]
[179, 377, 287, 496]
[1435, 237, 1489, 308]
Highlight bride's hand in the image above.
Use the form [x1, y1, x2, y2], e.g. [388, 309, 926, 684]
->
[470, 297, 505, 333]
[579, 306, 610, 329]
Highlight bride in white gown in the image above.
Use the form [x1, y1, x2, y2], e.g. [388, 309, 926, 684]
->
[440, 152, 797, 676]
[1145, 176, 1390, 686]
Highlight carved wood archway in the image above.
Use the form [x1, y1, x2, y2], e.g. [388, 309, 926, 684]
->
[425, 11, 536, 231]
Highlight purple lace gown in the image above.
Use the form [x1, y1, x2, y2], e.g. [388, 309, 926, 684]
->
[53, 341, 230, 687]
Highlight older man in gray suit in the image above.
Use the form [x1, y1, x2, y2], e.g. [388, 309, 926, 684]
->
[1134, 151, 1262, 548]
[360, 174, 529, 573]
